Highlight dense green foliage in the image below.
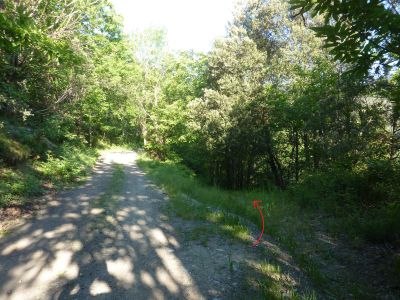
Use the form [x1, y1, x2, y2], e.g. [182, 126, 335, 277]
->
[1, 0, 399, 244]
[0, 0, 139, 206]
[134, 0, 400, 244]
[0, 0, 141, 149]
[0, 144, 97, 207]
[289, 0, 400, 75]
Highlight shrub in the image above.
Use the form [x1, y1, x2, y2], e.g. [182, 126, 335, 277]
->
[0, 143, 98, 208]
[0, 133, 31, 164]
[36, 144, 98, 186]
[358, 203, 400, 243]
[288, 162, 400, 243]
[0, 167, 43, 207]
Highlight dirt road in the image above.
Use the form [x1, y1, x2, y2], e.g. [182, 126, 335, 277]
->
[1, 151, 274, 300]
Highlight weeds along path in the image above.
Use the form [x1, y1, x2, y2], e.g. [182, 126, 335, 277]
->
[0, 151, 313, 299]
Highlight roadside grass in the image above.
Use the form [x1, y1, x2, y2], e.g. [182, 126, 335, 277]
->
[248, 259, 318, 300]
[137, 154, 397, 299]
[0, 144, 99, 208]
[137, 154, 321, 299]
[0, 166, 43, 207]
[91, 164, 125, 228]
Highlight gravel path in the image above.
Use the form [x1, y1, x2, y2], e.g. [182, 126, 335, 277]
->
[0, 151, 308, 300]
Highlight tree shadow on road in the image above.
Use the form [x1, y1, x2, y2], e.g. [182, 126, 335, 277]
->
[0, 155, 205, 299]
[0, 152, 314, 300]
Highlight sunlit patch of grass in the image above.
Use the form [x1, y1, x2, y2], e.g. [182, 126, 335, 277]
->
[0, 133, 31, 163]
[0, 229, 12, 237]
[245, 259, 318, 300]
[0, 166, 43, 207]
[258, 260, 282, 279]
[251, 259, 289, 299]
[220, 224, 251, 242]
[166, 192, 252, 243]
[292, 291, 318, 300]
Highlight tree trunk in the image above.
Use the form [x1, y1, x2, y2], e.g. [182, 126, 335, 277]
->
[303, 133, 310, 165]
[142, 119, 148, 146]
[295, 130, 299, 182]
[267, 145, 285, 189]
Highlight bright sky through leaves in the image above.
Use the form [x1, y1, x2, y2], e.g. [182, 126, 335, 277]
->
[110, 0, 236, 52]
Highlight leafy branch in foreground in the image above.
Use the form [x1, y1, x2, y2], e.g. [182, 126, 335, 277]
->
[289, 0, 400, 74]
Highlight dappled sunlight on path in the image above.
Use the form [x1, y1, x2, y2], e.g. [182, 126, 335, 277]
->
[0, 152, 205, 300]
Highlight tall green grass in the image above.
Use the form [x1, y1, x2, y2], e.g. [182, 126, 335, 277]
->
[138, 154, 266, 223]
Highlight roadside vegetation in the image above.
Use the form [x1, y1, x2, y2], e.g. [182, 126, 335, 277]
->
[0, 0, 137, 208]
[0, 140, 98, 208]
[138, 154, 400, 298]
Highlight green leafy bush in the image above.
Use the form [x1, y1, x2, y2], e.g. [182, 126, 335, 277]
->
[288, 162, 400, 243]
[357, 203, 400, 243]
[290, 161, 400, 209]
[36, 145, 98, 186]
[288, 169, 362, 210]
[0, 144, 98, 208]
[0, 168, 42, 207]
[0, 133, 31, 164]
